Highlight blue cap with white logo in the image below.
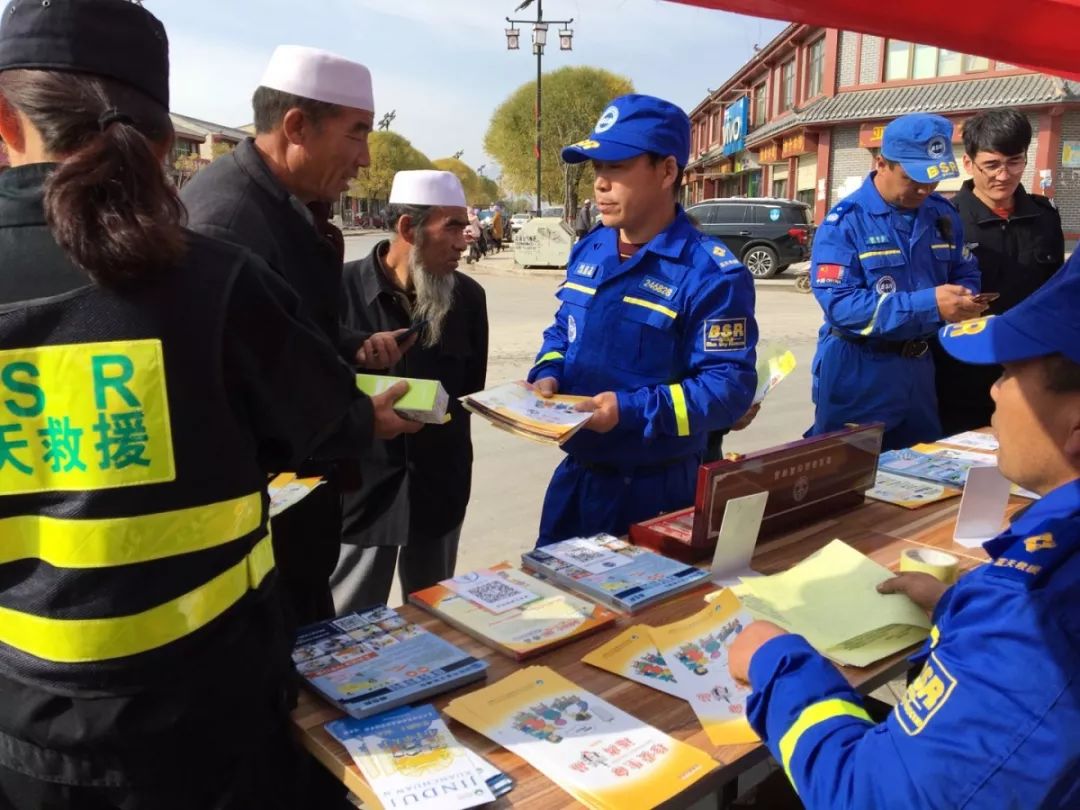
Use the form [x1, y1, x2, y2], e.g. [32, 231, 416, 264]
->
[939, 252, 1080, 365]
[561, 94, 690, 167]
[881, 113, 960, 184]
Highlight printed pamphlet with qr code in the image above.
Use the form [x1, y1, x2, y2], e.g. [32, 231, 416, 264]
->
[409, 563, 618, 660]
[522, 535, 710, 613]
[292, 606, 487, 719]
[461, 381, 593, 446]
[444, 666, 716, 810]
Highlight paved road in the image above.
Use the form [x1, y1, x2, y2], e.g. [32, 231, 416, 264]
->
[343, 235, 823, 604]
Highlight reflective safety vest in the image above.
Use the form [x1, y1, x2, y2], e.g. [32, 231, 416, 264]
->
[0, 242, 275, 692]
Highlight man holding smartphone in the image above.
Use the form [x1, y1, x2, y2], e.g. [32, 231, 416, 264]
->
[334, 170, 489, 610]
[932, 108, 1065, 435]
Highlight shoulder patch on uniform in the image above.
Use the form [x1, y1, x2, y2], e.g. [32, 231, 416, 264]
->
[699, 238, 743, 271]
[824, 201, 853, 225]
[895, 652, 957, 736]
[703, 318, 747, 351]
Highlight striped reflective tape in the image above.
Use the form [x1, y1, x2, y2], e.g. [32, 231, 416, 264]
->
[778, 699, 874, 787]
[669, 384, 690, 437]
[622, 296, 678, 320]
[0, 533, 275, 663]
[0, 493, 263, 569]
[858, 249, 903, 260]
[562, 282, 597, 296]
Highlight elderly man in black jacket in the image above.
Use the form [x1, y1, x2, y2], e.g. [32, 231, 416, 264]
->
[334, 170, 488, 610]
[932, 108, 1065, 435]
[181, 45, 421, 628]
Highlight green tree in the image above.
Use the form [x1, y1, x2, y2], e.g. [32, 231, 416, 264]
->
[432, 157, 494, 206]
[350, 131, 434, 202]
[484, 66, 633, 218]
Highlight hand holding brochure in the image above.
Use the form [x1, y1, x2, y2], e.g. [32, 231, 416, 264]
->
[461, 381, 592, 445]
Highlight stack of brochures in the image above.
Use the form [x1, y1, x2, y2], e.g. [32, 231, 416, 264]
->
[267, 472, 324, 518]
[521, 535, 710, 614]
[292, 607, 487, 719]
[444, 666, 716, 810]
[409, 563, 618, 660]
[731, 539, 931, 667]
[325, 704, 512, 810]
[878, 438, 1037, 500]
[461, 381, 592, 445]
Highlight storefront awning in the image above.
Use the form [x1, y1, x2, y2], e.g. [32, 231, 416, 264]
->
[664, 1, 1080, 82]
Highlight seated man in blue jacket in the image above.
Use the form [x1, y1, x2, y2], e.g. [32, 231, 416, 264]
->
[528, 94, 758, 546]
[728, 252, 1080, 809]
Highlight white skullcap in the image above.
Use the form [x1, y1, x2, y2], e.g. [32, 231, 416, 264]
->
[389, 170, 467, 208]
[259, 45, 373, 112]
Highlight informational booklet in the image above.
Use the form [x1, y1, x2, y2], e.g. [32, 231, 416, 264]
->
[879, 443, 1038, 500]
[582, 627, 684, 699]
[292, 607, 487, 719]
[444, 666, 716, 810]
[732, 539, 931, 668]
[267, 472, 324, 517]
[647, 592, 758, 746]
[865, 471, 961, 509]
[521, 535, 709, 613]
[461, 381, 592, 446]
[409, 563, 618, 660]
[325, 705, 511, 810]
[753, 345, 797, 405]
[937, 431, 999, 452]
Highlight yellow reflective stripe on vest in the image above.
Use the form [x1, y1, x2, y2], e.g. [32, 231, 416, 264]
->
[857, 249, 903, 260]
[622, 296, 678, 320]
[930, 243, 954, 250]
[669, 384, 690, 437]
[563, 282, 596, 296]
[778, 698, 873, 786]
[0, 493, 262, 569]
[535, 351, 565, 365]
[0, 534, 274, 664]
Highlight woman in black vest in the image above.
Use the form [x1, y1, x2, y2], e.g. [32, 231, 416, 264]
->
[0, 1, 397, 807]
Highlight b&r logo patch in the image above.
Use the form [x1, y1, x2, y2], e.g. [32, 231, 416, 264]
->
[703, 318, 747, 352]
[895, 652, 957, 736]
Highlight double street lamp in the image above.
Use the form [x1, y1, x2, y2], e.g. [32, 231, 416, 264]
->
[505, 1, 573, 216]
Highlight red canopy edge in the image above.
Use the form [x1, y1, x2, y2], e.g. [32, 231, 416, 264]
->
[664, 0, 1080, 82]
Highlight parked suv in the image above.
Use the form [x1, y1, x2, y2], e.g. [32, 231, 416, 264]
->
[685, 197, 813, 278]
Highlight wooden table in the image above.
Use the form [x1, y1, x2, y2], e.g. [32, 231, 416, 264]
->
[290, 491, 1022, 809]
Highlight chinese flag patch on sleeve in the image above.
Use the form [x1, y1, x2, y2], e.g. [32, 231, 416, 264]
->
[815, 264, 845, 284]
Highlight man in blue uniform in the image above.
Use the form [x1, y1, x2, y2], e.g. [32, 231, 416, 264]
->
[528, 94, 758, 546]
[728, 252, 1080, 809]
[808, 113, 985, 450]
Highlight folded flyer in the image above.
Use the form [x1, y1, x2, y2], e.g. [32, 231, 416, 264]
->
[582, 627, 684, 699]
[647, 592, 758, 746]
[409, 562, 618, 660]
[461, 381, 592, 446]
[444, 666, 716, 810]
[325, 704, 511, 810]
[522, 534, 709, 613]
[753, 344, 797, 405]
[292, 607, 487, 719]
[865, 470, 961, 509]
[267, 472, 324, 518]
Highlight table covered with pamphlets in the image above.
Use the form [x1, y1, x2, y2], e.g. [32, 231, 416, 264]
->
[288, 427, 1018, 809]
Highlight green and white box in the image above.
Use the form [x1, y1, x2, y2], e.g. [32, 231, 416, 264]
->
[355, 374, 449, 424]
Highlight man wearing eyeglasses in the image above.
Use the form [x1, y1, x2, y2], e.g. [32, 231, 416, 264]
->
[932, 108, 1065, 436]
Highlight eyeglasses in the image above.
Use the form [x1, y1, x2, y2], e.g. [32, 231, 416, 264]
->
[973, 156, 1027, 178]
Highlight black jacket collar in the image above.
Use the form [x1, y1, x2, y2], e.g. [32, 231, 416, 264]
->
[953, 179, 1042, 225]
[0, 163, 55, 227]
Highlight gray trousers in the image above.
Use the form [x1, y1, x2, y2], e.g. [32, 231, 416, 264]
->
[330, 523, 462, 614]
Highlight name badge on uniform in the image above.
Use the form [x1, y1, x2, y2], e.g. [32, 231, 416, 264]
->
[574, 262, 598, 278]
[639, 276, 677, 300]
[703, 318, 747, 352]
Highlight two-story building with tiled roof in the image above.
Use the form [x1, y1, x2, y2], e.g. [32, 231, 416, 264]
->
[686, 25, 1080, 237]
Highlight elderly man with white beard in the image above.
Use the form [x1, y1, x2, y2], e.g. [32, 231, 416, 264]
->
[334, 170, 489, 610]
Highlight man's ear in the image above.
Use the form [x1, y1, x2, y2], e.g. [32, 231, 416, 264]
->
[280, 108, 309, 146]
[0, 93, 26, 156]
[397, 214, 416, 245]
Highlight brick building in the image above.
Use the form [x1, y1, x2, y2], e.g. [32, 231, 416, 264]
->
[686, 25, 1080, 238]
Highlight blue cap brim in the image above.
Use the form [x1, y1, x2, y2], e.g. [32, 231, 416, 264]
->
[561, 139, 646, 164]
[939, 315, 1054, 365]
[898, 159, 960, 184]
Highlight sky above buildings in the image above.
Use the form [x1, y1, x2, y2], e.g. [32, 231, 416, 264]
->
[157, 0, 786, 176]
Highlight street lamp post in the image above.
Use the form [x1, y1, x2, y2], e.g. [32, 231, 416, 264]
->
[505, 1, 573, 216]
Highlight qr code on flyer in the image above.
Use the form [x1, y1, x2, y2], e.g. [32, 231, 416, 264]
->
[452, 573, 539, 613]
[562, 547, 607, 566]
[464, 579, 526, 606]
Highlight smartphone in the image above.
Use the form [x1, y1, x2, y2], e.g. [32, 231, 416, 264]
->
[971, 292, 1001, 305]
[396, 320, 429, 344]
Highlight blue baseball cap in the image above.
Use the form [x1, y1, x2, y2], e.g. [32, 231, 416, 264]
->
[939, 252, 1080, 365]
[561, 94, 690, 167]
[881, 113, 960, 184]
